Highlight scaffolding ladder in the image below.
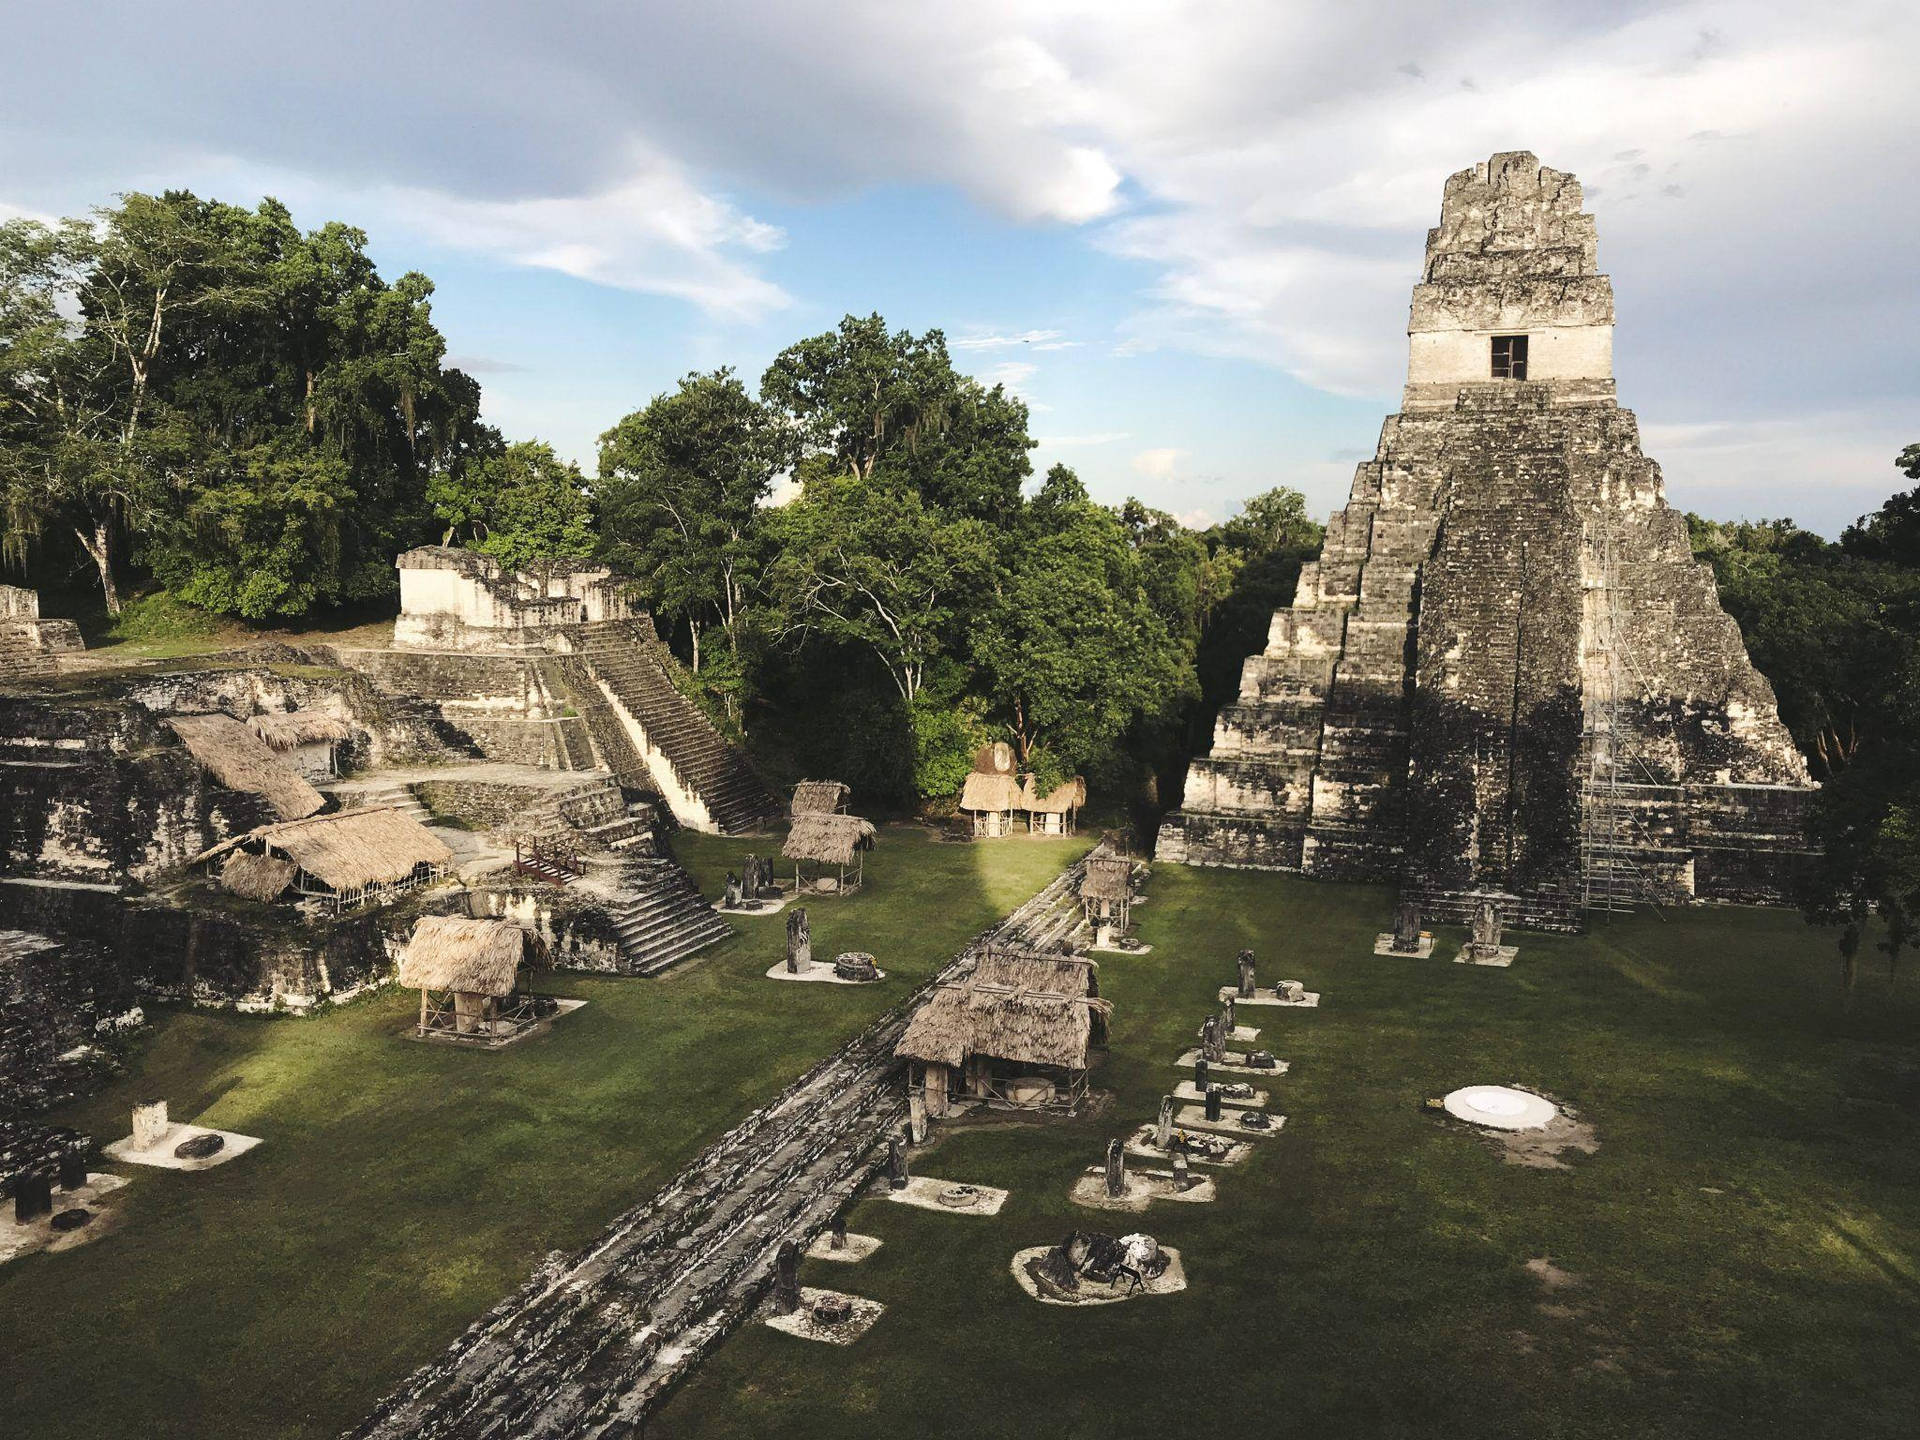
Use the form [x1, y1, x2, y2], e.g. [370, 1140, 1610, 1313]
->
[1579, 519, 1668, 916]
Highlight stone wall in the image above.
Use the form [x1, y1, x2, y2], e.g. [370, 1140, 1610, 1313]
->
[1, 929, 140, 1124]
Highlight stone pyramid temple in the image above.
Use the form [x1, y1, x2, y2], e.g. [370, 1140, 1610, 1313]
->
[1158, 152, 1814, 926]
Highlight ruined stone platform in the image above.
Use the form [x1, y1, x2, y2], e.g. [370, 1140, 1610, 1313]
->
[763, 1287, 885, 1345]
[1374, 933, 1436, 957]
[1011, 1246, 1188, 1307]
[1069, 1167, 1216, 1212]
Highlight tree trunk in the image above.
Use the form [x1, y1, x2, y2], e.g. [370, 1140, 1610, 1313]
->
[688, 618, 702, 674]
[76, 522, 120, 615]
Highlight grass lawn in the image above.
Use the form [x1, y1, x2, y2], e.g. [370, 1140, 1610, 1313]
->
[652, 868, 1920, 1440]
[0, 826, 1089, 1440]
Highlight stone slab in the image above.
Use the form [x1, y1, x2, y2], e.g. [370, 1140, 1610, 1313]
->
[1125, 1126, 1251, 1167]
[1174, 1048, 1290, 1077]
[1011, 1245, 1188, 1306]
[1174, 1080, 1267, 1107]
[1, 1173, 129, 1265]
[1374, 933, 1436, 957]
[1455, 945, 1518, 968]
[881, 1175, 1008, 1216]
[1219, 985, 1320, 1008]
[104, 1124, 261, 1172]
[1174, 1103, 1286, 1139]
[764, 960, 887, 985]
[1070, 1167, 1216, 1212]
[1091, 941, 1153, 955]
[804, 1232, 883, 1264]
[713, 892, 797, 916]
[763, 1286, 885, 1345]
[1442, 1085, 1557, 1131]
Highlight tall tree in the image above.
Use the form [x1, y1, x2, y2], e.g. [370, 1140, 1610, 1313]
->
[596, 369, 791, 674]
[429, 440, 594, 572]
[760, 313, 1033, 522]
[970, 466, 1194, 783]
[761, 475, 995, 705]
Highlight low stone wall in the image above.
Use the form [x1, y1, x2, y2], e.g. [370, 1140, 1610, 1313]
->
[1, 930, 140, 1124]
[2, 881, 410, 1013]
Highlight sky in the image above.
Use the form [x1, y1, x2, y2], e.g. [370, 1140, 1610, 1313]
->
[2, 0, 1914, 535]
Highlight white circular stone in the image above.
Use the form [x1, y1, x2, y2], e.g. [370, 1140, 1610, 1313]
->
[1443, 1085, 1557, 1131]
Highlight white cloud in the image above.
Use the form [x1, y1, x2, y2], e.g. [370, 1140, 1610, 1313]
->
[952, 329, 1081, 351]
[1174, 508, 1213, 529]
[1132, 447, 1187, 480]
[984, 360, 1038, 390]
[382, 160, 790, 322]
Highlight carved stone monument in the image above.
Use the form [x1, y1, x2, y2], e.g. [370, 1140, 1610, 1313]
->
[1193, 1056, 1210, 1092]
[723, 871, 743, 909]
[131, 1100, 170, 1152]
[1236, 949, 1256, 998]
[1393, 901, 1422, 953]
[830, 1213, 848, 1251]
[907, 1089, 928, 1144]
[887, 1133, 909, 1190]
[773, 1239, 802, 1314]
[1204, 1086, 1223, 1122]
[1104, 1138, 1126, 1199]
[786, 908, 810, 973]
[1155, 1095, 1175, 1151]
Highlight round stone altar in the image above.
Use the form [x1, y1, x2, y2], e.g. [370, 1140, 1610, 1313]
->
[1442, 1085, 1557, 1131]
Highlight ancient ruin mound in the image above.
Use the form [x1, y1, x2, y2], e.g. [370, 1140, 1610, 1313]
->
[1160, 151, 1813, 924]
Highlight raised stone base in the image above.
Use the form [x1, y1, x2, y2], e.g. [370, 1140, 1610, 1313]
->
[805, 1232, 883, 1263]
[1125, 1126, 1252, 1167]
[1374, 933, 1435, 957]
[1, 1172, 127, 1266]
[1011, 1245, 1188, 1306]
[1069, 1166, 1216, 1212]
[1455, 945, 1518, 968]
[1174, 1048, 1289, 1076]
[1218, 985, 1320, 1008]
[1174, 1103, 1285, 1139]
[764, 960, 886, 985]
[1175, 1080, 1267, 1107]
[763, 1286, 885, 1345]
[104, 1122, 261, 1171]
[882, 1175, 1008, 1215]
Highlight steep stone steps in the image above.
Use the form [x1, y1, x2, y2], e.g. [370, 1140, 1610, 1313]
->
[564, 622, 779, 835]
[602, 858, 732, 975]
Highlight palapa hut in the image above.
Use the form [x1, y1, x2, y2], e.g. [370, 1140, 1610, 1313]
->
[200, 805, 452, 913]
[1020, 775, 1086, 835]
[959, 741, 1021, 837]
[783, 812, 877, 895]
[1081, 853, 1135, 946]
[895, 947, 1109, 1115]
[166, 712, 325, 821]
[249, 711, 353, 779]
[789, 779, 851, 818]
[397, 915, 544, 1043]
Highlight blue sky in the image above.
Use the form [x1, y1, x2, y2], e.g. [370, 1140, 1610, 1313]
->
[4, 1, 1915, 534]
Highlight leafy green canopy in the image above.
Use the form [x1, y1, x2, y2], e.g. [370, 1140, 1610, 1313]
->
[1, 192, 489, 617]
[429, 440, 595, 572]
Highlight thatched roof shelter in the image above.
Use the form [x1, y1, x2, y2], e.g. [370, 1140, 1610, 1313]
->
[783, 812, 877, 866]
[219, 851, 298, 902]
[198, 805, 452, 895]
[1081, 854, 1134, 902]
[895, 947, 1109, 1071]
[790, 780, 850, 817]
[167, 712, 324, 821]
[960, 771, 1022, 813]
[249, 711, 352, 750]
[1021, 776, 1086, 813]
[397, 916, 529, 997]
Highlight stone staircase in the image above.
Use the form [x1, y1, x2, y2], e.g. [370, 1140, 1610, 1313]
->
[346, 782, 432, 825]
[594, 856, 733, 975]
[564, 622, 779, 835]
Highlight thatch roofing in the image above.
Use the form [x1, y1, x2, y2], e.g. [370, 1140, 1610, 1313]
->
[1021, 775, 1086, 813]
[197, 806, 452, 892]
[167, 713, 325, 821]
[790, 780, 850, 817]
[219, 851, 298, 902]
[1081, 854, 1134, 902]
[397, 916, 527, 996]
[249, 711, 352, 750]
[960, 771, 1022, 813]
[783, 812, 877, 866]
[895, 947, 1109, 1070]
